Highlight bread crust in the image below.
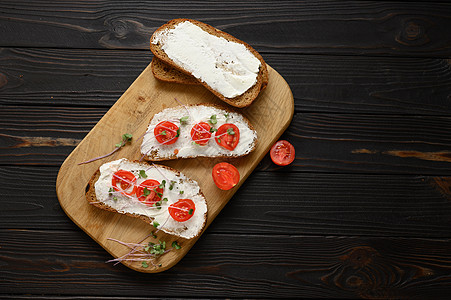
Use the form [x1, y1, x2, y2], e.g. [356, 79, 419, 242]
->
[85, 160, 207, 239]
[141, 103, 258, 161]
[150, 18, 268, 107]
[151, 56, 200, 85]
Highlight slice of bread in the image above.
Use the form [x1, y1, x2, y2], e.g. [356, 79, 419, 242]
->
[152, 56, 269, 93]
[86, 158, 207, 239]
[150, 18, 268, 108]
[151, 56, 200, 85]
[141, 103, 258, 161]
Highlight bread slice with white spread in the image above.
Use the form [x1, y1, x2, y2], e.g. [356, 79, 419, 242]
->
[141, 104, 257, 161]
[150, 18, 268, 108]
[86, 158, 208, 240]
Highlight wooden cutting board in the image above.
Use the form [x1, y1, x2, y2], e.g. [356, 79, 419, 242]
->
[56, 62, 294, 273]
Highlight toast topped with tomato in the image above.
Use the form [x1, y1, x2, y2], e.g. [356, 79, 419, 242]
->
[86, 158, 208, 239]
[140, 104, 257, 161]
[150, 18, 268, 108]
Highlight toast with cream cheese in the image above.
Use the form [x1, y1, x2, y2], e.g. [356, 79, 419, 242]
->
[150, 19, 268, 107]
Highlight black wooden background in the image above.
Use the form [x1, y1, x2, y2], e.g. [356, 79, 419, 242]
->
[1, 1, 451, 299]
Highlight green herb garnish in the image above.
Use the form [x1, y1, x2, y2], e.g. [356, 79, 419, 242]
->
[172, 241, 181, 249]
[180, 116, 189, 124]
[179, 190, 184, 195]
[158, 180, 166, 189]
[169, 181, 175, 190]
[175, 128, 180, 137]
[139, 170, 148, 179]
[209, 114, 217, 125]
[188, 208, 193, 215]
[160, 130, 167, 136]
[227, 128, 235, 135]
[209, 127, 217, 133]
[143, 187, 151, 196]
[153, 221, 159, 228]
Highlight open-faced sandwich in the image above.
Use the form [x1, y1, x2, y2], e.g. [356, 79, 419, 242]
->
[140, 103, 257, 161]
[150, 18, 268, 108]
[86, 158, 207, 239]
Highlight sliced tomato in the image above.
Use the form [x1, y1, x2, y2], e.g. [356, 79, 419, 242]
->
[154, 121, 179, 145]
[270, 140, 295, 166]
[168, 199, 196, 222]
[112, 170, 136, 196]
[135, 179, 163, 207]
[212, 162, 240, 190]
[215, 123, 240, 151]
[191, 122, 211, 145]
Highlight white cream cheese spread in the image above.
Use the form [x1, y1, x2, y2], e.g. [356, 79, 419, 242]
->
[94, 158, 207, 239]
[151, 21, 261, 98]
[140, 105, 257, 160]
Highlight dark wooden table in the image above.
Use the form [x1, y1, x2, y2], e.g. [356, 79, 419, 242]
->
[1, 1, 451, 299]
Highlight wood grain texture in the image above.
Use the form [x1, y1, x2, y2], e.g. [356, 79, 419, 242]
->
[1, 48, 450, 114]
[55, 63, 293, 272]
[1, 229, 451, 299]
[3, 166, 451, 238]
[0, 1, 450, 56]
[3, 105, 451, 175]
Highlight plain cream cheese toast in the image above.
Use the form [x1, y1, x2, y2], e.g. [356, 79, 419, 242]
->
[151, 20, 261, 98]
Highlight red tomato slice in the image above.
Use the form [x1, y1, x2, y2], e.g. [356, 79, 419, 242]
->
[215, 123, 240, 150]
[112, 170, 136, 196]
[154, 121, 179, 145]
[191, 122, 211, 145]
[212, 162, 240, 190]
[135, 179, 163, 207]
[168, 199, 196, 222]
[270, 140, 295, 166]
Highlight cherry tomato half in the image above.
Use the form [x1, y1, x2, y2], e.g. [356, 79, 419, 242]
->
[112, 170, 136, 196]
[191, 122, 211, 145]
[168, 199, 196, 222]
[154, 121, 179, 145]
[212, 162, 240, 190]
[270, 140, 295, 166]
[135, 179, 163, 207]
[215, 123, 240, 151]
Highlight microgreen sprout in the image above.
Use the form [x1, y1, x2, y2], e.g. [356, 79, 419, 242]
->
[179, 190, 184, 195]
[153, 221, 160, 228]
[175, 128, 180, 137]
[172, 241, 181, 249]
[180, 116, 189, 124]
[210, 127, 217, 133]
[160, 130, 167, 136]
[158, 180, 166, 189]
[169, 181, 175, 190]
[143, 187, 151, 196]
[227, 128, 235, 135]
[141, 261, 149, 268]
[78, 133, 133, 165]
[188, 208, 193, 215]
[209, 114, 217, 125]
[139, 170, 148, 179]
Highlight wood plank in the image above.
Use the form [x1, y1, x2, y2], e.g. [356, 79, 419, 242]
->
[1, 229, 450, 298]
[1, 48, 450, 114]
[0, 1, 450, 56]
[275, 113, 451, 175]
[3, 166, 451, 238]
[3, 105, 451, 175]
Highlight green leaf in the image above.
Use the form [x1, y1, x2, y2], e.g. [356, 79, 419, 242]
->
[115, 143, 122, 148]
[158, 180, 166, 189]
[179, 190, 184, 194]
[180, 116, 189, 124]
[141, 261, 149, 268]
[160, 130, 167, 136]
[209, 127, 217, 133]
[153, 221, 159, 228]
[189, 208, 193, 215]
[175, 128, 180, 138]
[139, 170, 148, 178]
[172, 241, 181, 249]
[209, 114, 217, 125]
[227, 128, 235, 135]
[143, 187, 151, 196]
